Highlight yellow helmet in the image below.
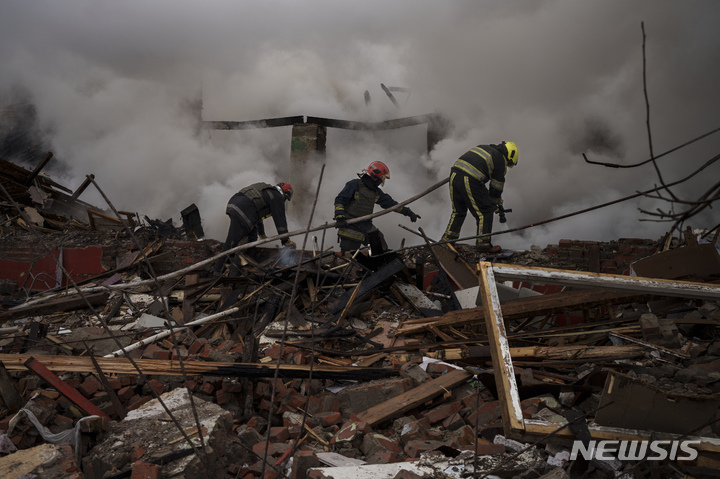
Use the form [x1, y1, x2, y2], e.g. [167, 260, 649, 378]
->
[503, 141, 518, 167]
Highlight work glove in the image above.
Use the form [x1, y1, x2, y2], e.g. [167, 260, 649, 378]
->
[335, 216, 348, 228]
[284, 240, 297, 249]
[405, 208, 421, 223]
[259, 234, 267, 240]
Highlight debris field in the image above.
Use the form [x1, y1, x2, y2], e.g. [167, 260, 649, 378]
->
[1, 154, 720, 479]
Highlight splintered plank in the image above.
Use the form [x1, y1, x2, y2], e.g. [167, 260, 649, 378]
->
[355, 368, 471, 427]
[0, 292, 110, 321]
[1, 354, 395, 381]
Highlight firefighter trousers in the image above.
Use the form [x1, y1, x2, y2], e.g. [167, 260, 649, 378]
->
[442, 171, 495, 246]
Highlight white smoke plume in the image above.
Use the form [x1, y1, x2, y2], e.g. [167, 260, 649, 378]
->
[1, 1, 719, 250]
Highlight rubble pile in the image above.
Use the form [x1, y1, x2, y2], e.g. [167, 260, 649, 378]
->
[1, 154, 720, 478]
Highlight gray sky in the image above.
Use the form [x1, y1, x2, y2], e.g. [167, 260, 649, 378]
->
[1, 1, 719, 250]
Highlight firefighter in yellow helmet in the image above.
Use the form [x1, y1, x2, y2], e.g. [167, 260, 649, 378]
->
[441, 141, 518, 253]
[333, 161, 420, 254]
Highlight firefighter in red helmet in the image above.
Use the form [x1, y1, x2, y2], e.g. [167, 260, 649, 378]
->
[213, 181, 295, 276]
[333, 161, 420, 254]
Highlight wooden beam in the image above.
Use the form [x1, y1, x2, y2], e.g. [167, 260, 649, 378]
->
[477, 262, 524, 435]
[1, 354, 396, 381]
[24, 357, 109, 419]
[491, 263, 720, 301]
[421, 344, 646, 362]
[355, 368, 471, 427]
[0, 292, 110, 321]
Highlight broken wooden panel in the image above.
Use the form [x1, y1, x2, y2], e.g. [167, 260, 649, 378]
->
[631, 243, 720, 280]
[595, 371, 720, 435]
[490, 263, 720, 301]
[392, 282, 442, 317]
[477, 260, 720, 455]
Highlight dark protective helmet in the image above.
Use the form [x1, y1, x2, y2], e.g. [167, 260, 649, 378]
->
[365, 161, 391, 182]
[502, 141, 518, 167]
[277, 182, 293, 201]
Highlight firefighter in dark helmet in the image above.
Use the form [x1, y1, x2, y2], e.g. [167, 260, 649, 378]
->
[333, 161, 420, 254]
[213, 181, 295, 276]
[441, 141, 518, 253]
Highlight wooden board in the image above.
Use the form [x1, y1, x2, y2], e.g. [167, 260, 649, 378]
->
[355, 368, 471, 427]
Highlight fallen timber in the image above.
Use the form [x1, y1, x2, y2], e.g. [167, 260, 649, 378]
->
[395, 289, 660, 336]
[0, 354, 397, 381]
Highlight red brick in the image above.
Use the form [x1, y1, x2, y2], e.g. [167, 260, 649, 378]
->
[129, 446, 146, 462]
[131, 462, 161, 479]
[188, 338, 207, 354]
[147, 379, 165, 396]
[422, 401, 461, 424]
[316, 412, 342, 427]
[291, 450, 321, 479]
[199, 382, 215, 395]
[78, 375, 101, 398]
[142, 344, 163, 360]
[107, 378, 122, 390]
[269, 427, 290, 442]
[153, 350, 172, 360]
[117, 386, 134, 403]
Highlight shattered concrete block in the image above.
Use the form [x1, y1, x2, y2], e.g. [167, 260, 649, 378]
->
[82, 388, 252, 479]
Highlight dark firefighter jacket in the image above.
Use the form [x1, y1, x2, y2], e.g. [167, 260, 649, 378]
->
[451, 144, 507, 201]
[227, 182, 289, 241]
[334, 175, 408, 243]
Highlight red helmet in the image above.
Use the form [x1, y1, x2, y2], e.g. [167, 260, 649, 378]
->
[277, 182, 293, 201]
[365, 161, 390, 182]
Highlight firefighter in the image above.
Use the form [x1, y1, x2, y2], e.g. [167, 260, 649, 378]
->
[213, 181, 295, 276]
[441, 141, 518, 253]
[333, 161, 420, 254]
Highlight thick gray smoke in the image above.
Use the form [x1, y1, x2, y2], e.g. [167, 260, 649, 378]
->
[1, 1, 719, 250]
